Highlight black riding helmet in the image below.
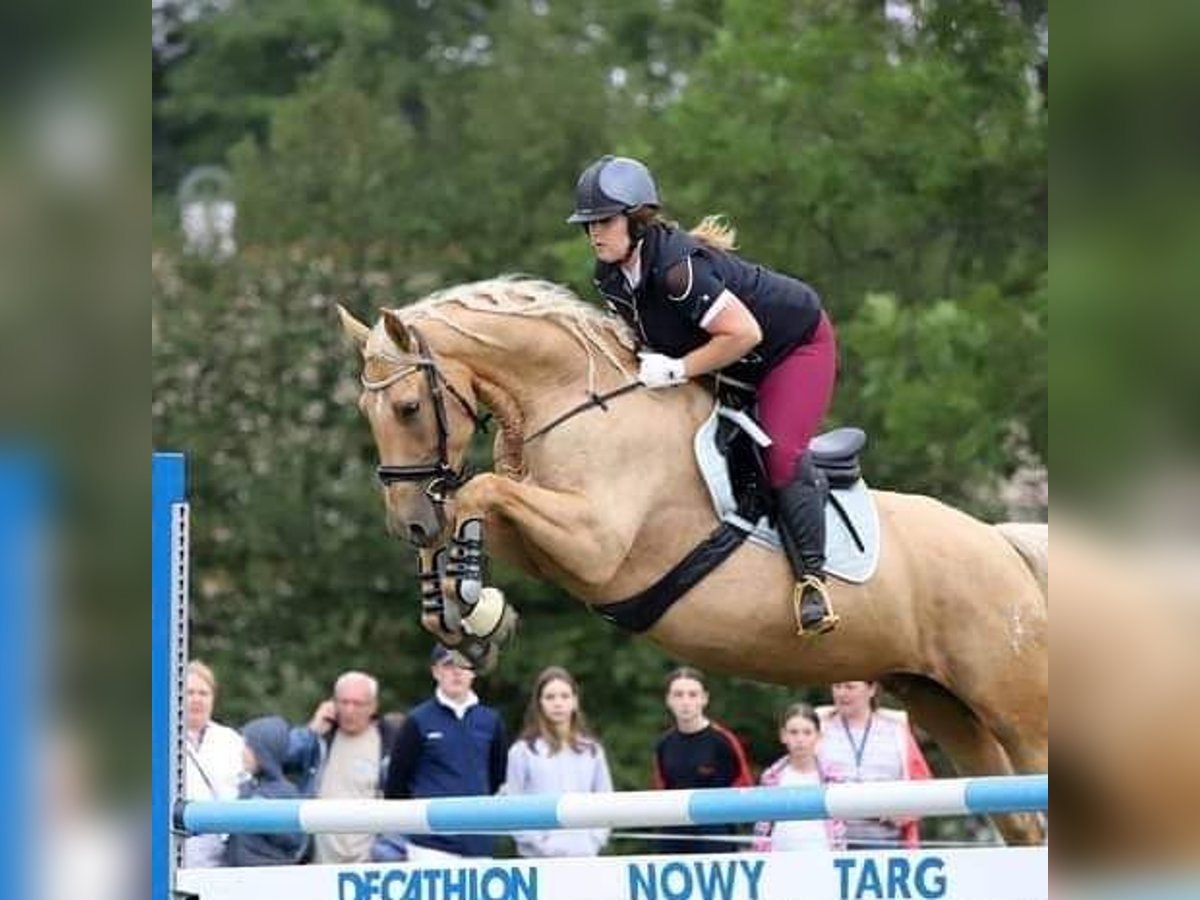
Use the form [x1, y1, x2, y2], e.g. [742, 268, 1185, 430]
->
[566, 155, 660, 224]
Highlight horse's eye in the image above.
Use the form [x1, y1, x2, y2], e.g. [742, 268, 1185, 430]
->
[394, 399, 421, 419]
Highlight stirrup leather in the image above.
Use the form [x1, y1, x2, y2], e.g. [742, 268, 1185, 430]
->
[792, 575, 840, 637]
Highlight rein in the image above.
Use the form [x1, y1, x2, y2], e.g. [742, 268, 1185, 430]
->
[524, 382, 643, 443]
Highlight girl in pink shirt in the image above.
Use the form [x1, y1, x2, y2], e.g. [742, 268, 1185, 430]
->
[753, 703, 845, 851]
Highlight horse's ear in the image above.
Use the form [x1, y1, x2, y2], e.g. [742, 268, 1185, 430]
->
[337, 304, 371, 349]
[381, 309, 413, 354]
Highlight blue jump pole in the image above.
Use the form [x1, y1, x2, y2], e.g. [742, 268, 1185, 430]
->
[180, 773, 1050, 836]
[152, 453, 187, 900]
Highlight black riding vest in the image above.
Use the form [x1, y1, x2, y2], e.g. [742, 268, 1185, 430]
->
[593, 225, 823, 385]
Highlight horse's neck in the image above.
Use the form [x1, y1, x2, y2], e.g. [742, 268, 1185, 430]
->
[429, 313, 629, 422]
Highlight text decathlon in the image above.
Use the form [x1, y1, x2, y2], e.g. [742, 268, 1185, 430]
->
[833, 856, 947, 899]
[337, 866, 537, 900]
[628, 859, 765, 900]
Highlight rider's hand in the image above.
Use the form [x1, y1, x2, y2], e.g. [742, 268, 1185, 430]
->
[637, 352, 687, 389]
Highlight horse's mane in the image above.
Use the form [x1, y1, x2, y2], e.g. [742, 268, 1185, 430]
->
[388, 275, 637, 388]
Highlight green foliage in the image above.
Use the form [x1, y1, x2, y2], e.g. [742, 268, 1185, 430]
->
[837, 281, 1046, 511]
[229, 68, 419, 262]
[655, 0, 1045, 315]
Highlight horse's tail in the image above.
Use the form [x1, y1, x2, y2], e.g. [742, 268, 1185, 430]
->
[995, 522, 1048, 604]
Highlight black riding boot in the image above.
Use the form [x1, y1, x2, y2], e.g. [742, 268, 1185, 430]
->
[777, 454, 840, 636]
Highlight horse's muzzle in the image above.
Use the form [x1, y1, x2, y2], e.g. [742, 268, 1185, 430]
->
[385, 505, 443, 548]
[407, 522, 434, 546]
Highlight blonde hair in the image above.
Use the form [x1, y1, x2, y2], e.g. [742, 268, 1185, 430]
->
[627, 209, 739, 253]
[689, 214, 738, 252]
[188, 659, 217, 693]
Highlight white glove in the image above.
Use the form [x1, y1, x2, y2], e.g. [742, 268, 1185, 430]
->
[637, 352, 688, 389]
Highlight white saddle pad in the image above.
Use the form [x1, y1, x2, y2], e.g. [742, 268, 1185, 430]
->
[693, 404, 881, 584]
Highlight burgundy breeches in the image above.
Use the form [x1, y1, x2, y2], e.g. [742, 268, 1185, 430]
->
[756, 312, 838, 489]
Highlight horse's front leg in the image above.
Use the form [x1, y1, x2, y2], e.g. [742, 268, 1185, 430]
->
[452, 472, 635, 594]
[416, 539, 516, 673]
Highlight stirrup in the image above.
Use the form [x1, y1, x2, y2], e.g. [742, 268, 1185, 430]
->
[792, 575, 840, 638]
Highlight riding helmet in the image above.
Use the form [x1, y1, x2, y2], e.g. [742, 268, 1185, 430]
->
[567, 155, 660, 224]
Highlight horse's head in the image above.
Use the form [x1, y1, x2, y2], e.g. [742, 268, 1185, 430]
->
[338, 304, 482, 548]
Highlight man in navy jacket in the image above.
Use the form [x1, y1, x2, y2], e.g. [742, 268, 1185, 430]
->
[382, 645, 508, 857]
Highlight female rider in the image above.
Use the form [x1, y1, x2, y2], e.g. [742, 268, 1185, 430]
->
[568, 154, 839, 635]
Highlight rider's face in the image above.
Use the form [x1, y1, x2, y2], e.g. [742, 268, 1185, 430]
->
[586, 215, 632, 263]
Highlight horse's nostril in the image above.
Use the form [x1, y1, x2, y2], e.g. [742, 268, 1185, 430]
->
[409, 523, 428, 544]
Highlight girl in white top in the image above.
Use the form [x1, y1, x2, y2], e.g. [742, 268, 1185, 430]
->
[505, 666, 613, 857]
[752, 703, 845, 851]
[183, 660, 245, 867]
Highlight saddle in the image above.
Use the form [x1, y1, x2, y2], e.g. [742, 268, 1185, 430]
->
[698, 404, 880, 583]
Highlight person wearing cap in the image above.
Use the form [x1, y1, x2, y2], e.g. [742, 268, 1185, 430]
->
[377, 645, 508, 859]
[567, 154, 840, 636]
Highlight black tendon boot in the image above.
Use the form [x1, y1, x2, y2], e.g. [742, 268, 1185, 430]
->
[776, 454, 840, 636]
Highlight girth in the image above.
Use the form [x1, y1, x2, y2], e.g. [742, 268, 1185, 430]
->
[594, 522, 748, 633]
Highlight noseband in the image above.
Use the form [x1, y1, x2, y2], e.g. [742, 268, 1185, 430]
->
[361, 326, 488, 504]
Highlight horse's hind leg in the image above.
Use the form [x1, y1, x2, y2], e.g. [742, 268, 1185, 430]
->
[885, 675, 1045, 846]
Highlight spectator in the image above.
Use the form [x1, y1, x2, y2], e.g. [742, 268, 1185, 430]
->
[183, 660, 244, 868]
[224, 716, 308, 866]
[289, 671, 398, 864]
[506, 666, 614, 858]
[817, 681, 932, 849]
[652, 667, 753, 854]
[379, 646, 507, 859]
[752, 703, 845, 851]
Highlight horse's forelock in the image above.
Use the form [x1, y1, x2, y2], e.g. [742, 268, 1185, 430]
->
[360, 315, 415, 381]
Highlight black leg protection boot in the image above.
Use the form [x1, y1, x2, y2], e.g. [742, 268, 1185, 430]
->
[777, 454, 840, 636]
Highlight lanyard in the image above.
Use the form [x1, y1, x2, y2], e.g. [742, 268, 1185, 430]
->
[841, 714, 874, 778]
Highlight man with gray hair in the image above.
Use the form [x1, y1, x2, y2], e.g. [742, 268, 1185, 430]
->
[289, 670, 400, 864]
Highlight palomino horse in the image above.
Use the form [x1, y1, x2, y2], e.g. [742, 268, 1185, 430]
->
[338, 277, 1048, 845]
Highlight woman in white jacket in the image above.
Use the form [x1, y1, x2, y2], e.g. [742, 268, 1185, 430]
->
[505, 666, 613, 857]
[183, 660, 245, 867]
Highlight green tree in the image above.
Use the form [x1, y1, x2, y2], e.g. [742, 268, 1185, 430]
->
[654, 0, 1046, 313]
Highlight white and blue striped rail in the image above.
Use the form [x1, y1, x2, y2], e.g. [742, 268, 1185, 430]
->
[180, 773, 1046, 835]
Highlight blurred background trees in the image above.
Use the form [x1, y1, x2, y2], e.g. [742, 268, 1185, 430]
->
[152, 0, 1046, 814]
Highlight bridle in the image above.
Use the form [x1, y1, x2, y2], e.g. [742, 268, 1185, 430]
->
[361, 321, 645, 508]
[361, 325, 488, 505]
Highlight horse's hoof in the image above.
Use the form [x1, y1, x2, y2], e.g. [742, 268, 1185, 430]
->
[490, 591, 520, 644]
[463, 586, 508, 639]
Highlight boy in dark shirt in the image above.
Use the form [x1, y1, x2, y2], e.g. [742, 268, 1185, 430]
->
[652, 668, 753, 854]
